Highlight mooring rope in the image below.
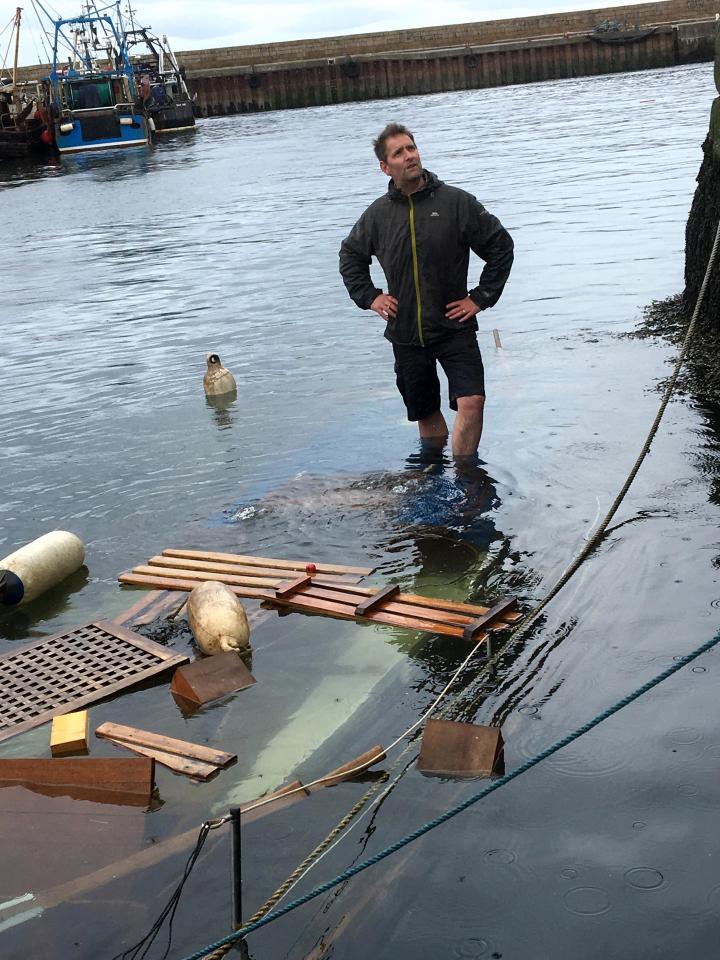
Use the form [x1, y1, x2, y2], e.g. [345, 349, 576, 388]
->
[181, 625, 720, 960]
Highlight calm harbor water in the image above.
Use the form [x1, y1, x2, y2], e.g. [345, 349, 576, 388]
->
[2, 63, 720, 959]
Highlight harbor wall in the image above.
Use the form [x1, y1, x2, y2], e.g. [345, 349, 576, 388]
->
[177, 0, 717, 70]
[14, 1, 718, 114]
[187, 20, 715, 117]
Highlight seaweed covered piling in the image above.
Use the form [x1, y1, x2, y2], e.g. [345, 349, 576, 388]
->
[638, 25, 720, 401]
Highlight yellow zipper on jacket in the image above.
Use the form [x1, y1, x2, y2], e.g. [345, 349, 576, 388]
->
[407, 195, 424, 347]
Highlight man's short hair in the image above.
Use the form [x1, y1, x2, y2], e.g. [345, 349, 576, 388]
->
[373, 122, 415, 162]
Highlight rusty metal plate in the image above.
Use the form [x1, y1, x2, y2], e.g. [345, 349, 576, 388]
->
[0, 620, 188, 744]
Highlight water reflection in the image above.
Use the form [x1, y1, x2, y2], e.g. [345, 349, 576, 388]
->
[0, 566, 90, 642]
[205, 391, 238, 429]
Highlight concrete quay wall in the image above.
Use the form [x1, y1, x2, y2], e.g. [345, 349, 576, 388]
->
[188, 20, 715, 117]
[178, 0, 716, 70]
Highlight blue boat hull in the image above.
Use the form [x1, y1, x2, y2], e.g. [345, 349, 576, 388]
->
[54, 110, 148, 153]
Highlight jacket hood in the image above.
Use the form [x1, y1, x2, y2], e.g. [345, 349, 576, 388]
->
[387, 169, 442, 202]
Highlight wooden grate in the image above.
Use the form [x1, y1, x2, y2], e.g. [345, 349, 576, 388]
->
[119, 570, 520, 641]
[0, 620, 189, 744]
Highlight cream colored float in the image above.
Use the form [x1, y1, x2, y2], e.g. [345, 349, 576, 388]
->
[186, 580, 250, 654]
[203, 353, 237, 397]
[0, 531, 85, 606]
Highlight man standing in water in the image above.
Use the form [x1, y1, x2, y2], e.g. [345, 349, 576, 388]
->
[339, 122, 513, 458]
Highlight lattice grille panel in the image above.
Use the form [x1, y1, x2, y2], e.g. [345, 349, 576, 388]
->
[0, 620, 188, 743]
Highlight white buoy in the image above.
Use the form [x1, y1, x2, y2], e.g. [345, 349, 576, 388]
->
[187, 580, 250, 655]
[0, 531, 86, 606]
[203, 353, 237, 397]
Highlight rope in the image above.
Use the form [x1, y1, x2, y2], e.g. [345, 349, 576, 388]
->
[180, 625, 720, 960]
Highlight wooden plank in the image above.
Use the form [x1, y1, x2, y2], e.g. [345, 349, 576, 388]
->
[161, 548, 373, 578]
[275, 575, 312, 598]
[270, 591, 469, 637]
[308, 745, 386, 790]
[148, 555, 358, 585]
[131, 564, 283, 589]
[118, 571, 272, 599]
[170, 651, 256, 707]
[354, 585, 400, 616]
[417, 719, 504, 778]
[102, 739, 219, 780]
[50, 711, 88, 757]
[462, 597, 519, 641]
[95, 721, 236, 767]
[307, 584, 478, 628]
[0, 758, 154, 806]
[113, 590, 188, 628]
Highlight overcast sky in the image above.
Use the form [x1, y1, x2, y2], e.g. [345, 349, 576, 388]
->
[2, 0, 633, 68]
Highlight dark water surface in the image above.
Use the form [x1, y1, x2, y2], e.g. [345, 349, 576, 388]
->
[2, 64, 720, 958]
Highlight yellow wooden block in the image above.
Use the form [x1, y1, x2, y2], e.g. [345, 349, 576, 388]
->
[50, 711, 89, 756]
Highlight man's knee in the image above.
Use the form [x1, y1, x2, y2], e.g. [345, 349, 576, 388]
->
[456, 394, 485, 418]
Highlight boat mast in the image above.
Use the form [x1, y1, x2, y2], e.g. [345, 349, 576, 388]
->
[12, 7, 21, 88]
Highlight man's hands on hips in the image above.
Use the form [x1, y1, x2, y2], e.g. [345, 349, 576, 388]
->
[370, 293, 398, 320]
[446, 296, 481, 322]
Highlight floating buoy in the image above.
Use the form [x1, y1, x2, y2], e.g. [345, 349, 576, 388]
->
[186, 580, 250, 655]
[203, 353, 237, 397]
[0, 531, 86, 606]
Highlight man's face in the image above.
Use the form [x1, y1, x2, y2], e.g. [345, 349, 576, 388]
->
[380, 134, 422, 191]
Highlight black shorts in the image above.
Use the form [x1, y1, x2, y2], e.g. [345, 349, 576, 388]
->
[392, 330, 486, 422]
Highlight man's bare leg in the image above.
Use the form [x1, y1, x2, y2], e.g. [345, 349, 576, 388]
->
[418, 409, 449, 441]
[452, 395, 485, 458]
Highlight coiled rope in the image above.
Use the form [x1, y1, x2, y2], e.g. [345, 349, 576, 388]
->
[185, 217, 720, 960]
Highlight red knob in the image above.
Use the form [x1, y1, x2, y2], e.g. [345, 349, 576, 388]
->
[306, 563, 317, 576]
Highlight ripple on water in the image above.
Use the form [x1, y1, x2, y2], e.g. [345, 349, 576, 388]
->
[513, 729, 630, 779]
[563, 886, 612, 916]
[624, 867, 665, 890]
[666, 727, 703, 745]
[484, 848, 517, 865]
[454, 938, 490, 958]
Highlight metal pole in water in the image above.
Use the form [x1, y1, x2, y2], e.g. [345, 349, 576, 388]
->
[230, 807, 242, 929]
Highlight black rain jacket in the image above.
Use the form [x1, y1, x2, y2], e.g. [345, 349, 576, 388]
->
[339, 170, 514, 347]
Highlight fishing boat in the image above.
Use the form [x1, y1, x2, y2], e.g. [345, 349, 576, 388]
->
[124, 22, 196, 133]
[39, 3, 148, 154]
[0, 8, 48, 159]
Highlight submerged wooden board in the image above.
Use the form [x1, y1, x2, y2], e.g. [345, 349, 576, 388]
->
[0, 786, 146, 901]
[0, 621, 189, 745]
[114, 589, 188, 628]
[0, 757, 154, 806]
[417, 719, 504, 778]
[101, 740, 219, 780]
[95, 721, 236, 767]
